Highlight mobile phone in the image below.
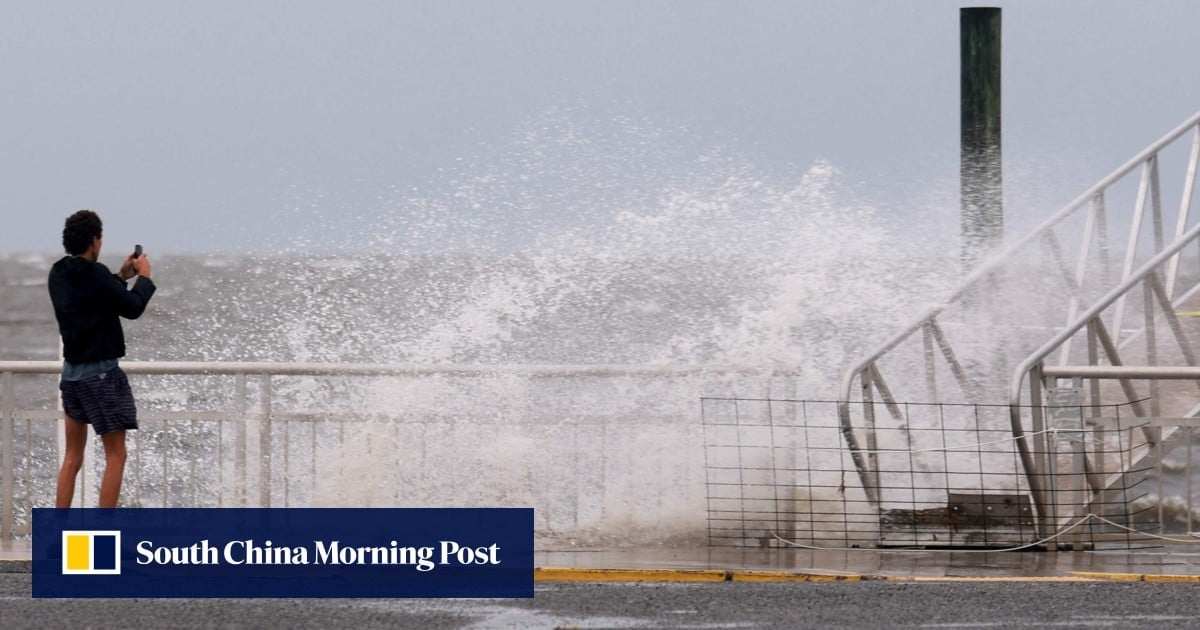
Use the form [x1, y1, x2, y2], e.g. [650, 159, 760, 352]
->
[133, 244, 143, 258]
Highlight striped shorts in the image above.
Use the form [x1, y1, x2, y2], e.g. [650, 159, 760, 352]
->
[60, 367, 138, 435]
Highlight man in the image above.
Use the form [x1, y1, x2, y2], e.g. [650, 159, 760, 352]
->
[48, 210, 155, 508]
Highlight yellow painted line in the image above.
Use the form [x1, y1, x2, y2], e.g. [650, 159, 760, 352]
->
[535, 567, 1200, 584]
[536, 567, 730, 583]
[1176, 311, 1200, 318]
[899, 575, 1100, 582]
[731, 570, 870, 582]
[1071, 571, 1200, 583]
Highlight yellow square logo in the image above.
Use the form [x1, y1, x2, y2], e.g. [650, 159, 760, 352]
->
[61, 530, 121, 575]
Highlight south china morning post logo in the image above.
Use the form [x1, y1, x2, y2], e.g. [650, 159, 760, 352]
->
[133, 537, 500, 571]
[61, 530, 122, 575]
[34, 508, 533, 598]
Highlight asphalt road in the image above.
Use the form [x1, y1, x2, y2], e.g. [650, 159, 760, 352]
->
[1, 574, 1198, 629]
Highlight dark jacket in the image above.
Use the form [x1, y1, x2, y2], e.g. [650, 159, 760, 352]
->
[48, 256, 157, 364]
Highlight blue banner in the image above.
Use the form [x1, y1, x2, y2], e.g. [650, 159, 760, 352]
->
[33, 508, 533, 598]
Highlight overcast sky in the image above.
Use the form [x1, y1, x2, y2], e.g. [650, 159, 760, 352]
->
[3, 0, 1199, 254]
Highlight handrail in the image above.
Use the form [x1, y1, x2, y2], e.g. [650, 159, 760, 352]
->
[1008, 217, 1200, 407]
[1005, 215, 1200, 525]
[0, 361, 798, 377]
[1041, 365, 1200, 379]
[838, 110, 1200, 407]
[0, 360, 797, 541]
[836, 111, 1200, 514]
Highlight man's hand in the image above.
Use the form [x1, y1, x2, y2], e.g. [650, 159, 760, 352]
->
[118, 254, 137, 281]
[132, 254, 152, 280]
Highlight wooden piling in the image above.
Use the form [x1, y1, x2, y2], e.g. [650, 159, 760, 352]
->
[961, 7, 1002, 270]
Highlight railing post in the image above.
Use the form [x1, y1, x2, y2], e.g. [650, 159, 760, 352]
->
[1166, 125, 1200, 299]
[259, 375, 272, 508]
[1085, 321, 1106, 494]
[1049, 380, 1086, 549]
[1028, 364, 1051, 539]
[780, 375, 798, 544]
[861, 366, 879, 497]
[1188, 424, 1195, 536]
[2, 371, 14, 543]
[1143, 278, 1161, 419]
[837, 391, 878, 507]
[1070, 412, 1086, 549]
[235, 373, 247, 507]
[1095, 191, 1112, 291]
[1112, 157, 1157, 338]
[1151, 153, 1165, 256]
[922, 323, 938, 402]
[1154, 426, 1165, 535]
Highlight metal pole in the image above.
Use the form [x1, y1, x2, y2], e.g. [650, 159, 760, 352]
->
[922, 323, 938, 402]
[1166, 125, 1200, 299]
[1028, 365, 1050, 538]
[259, 375, 272, 508]
[862, 366, 879, 497]
[235, 373, 246, 507]
[1071, 412, 1086, 549]
[1144, 279, 1160, 418]
[961, 7, 1003, 271]
[2, 372, 14, 543]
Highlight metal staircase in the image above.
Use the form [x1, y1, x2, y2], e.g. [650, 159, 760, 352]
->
[837, 111, 1200, 546]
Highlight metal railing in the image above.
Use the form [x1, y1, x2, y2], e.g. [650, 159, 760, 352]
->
[1008, 219, 1200, 532]
[0, 360, 796, 543]
[837, 111, 1200, 514]
[706, 396, 1188, 550]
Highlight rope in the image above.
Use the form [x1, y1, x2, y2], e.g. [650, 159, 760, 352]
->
[1086, 513, 1200, 544]
[768, 512, 1200, 553]
[803, 426, 1064, 455]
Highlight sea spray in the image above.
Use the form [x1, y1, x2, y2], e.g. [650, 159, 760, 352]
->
[4, 114, 963, 542]
[220, 117, 958, 542]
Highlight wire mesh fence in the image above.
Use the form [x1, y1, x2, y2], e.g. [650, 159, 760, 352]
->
[702, 397, 1187, 550]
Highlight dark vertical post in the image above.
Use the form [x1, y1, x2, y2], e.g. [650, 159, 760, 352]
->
[960, 7, 1002, 271]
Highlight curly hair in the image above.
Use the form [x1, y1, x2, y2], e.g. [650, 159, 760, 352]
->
[62, 210, 103, 255]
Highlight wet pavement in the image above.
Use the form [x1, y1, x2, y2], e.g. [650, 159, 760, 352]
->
[536, 545, 1200, 580]
[7, 539, 1200, 580]
[6, 541, 1200, 628]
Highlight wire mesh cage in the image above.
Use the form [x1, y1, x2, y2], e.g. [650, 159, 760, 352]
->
[702, 397, 1179, 550]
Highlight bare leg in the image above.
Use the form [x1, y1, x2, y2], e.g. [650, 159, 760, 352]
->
[98, 430, 127, 508]
[55, 416, 88, 508]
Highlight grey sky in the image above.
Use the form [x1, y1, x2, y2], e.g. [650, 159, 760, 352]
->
[2, 0, 1198, 254]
